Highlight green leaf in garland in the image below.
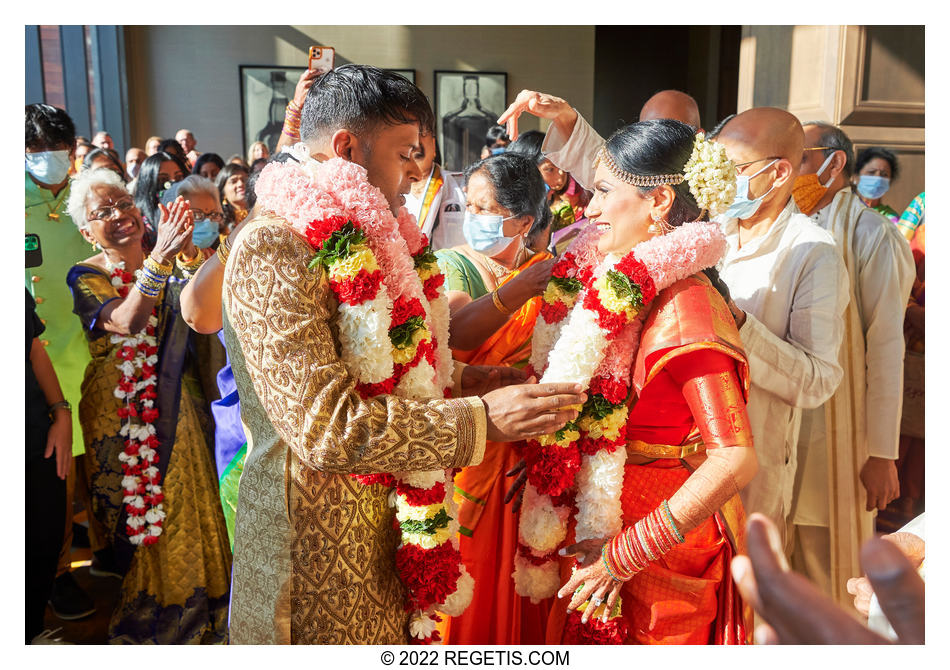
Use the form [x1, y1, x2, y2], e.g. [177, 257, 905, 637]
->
[606, 269, 644, 310]
[413, 249, 439, 269]
[389, 315, 426, 349]
[399, 507, 452, 535]
[582, 394, 622, 421]
[550, 276, 583, 295]
[309, 222, 367, 269]
[554, 419, 579, 443]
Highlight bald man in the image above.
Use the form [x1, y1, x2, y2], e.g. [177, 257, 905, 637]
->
[790, 122, 914, 604]
[497, 88, 702, 188]
[639, 89, 701, 129]
[176, 128, 200, 166]
[712, 108, 848, 551]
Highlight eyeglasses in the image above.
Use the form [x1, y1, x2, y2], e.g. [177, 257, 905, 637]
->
[190, 209, 226, 225]
[88, 197, 135, 222]
[734, 156, 782, 173]
[803, 146, 832, 152]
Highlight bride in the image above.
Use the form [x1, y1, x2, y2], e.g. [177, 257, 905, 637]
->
[511, 119, 758, 644]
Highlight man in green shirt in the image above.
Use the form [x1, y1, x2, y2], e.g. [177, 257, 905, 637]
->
[25, 103, 96, 621]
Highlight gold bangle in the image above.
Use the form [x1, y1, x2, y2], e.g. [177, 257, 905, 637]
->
[143, 254, 173, 276]
[216, 234, 232, 266]
[491, 288, 512, 315]
[176, 250, 204, 272]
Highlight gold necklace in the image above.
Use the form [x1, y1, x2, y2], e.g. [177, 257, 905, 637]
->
[43, 183, 69, 221]
[482, 243, 529, 284]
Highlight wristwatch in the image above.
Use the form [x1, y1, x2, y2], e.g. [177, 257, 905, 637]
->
[48, 400, 72, 418]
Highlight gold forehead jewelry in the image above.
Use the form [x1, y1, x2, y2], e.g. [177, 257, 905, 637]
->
[596, 145, 685, 187]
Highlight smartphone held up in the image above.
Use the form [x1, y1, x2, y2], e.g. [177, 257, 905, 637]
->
[308, 46, 335, 74]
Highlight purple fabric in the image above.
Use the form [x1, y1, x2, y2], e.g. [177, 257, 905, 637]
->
[210, 330, 246, 478]
[552, 217, 590, 246]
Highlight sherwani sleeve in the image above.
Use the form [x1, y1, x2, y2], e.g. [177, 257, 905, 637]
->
[738, 241, 848, 409]
[224, 219, 487, 474]
[540, 110, 603, 190]
[855, 211, 916, 459]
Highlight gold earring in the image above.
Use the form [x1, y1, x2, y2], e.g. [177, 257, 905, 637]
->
[649, 212, 672, 235]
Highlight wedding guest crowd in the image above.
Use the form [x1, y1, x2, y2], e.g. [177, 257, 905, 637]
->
[24, 59, 923, 646]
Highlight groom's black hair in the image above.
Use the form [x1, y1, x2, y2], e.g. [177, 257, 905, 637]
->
[300, 64, 434, 143]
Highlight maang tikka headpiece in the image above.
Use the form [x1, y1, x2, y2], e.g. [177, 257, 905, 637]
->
[595, 145, 686, 188]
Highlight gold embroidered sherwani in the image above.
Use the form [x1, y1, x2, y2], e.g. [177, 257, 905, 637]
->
[223, 215, 487, 644]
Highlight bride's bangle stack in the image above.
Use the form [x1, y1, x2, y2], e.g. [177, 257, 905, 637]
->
[602, 500, 685, 580]
[136, 255, 173, 298]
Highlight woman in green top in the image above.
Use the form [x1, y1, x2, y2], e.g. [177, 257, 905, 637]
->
[854, 146, 900, 223]
[435, 152, 556, 352]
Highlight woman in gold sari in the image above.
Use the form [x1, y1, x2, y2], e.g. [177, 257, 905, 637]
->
[65, 168, 231, 643]
[435, 152, 557, 644]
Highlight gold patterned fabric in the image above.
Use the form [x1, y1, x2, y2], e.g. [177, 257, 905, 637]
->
[223, 215, 486, 644]
[70, 265, 232, 644]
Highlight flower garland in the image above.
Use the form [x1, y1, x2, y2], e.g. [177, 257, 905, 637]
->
[105, 259, 165, 546]
[512, 220, 727, 643]
[254, 146, 467, 643]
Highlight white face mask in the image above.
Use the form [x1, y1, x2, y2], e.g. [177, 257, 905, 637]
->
[724, 159, 779, 220]
[463, 211, 518, 256]
[25, 150, 71, 185]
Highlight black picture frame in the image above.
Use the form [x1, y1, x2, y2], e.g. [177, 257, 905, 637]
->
[434, 70, 507, 172]
[239, 65, 306, 156]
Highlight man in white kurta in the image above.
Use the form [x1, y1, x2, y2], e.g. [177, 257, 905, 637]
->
[404, 132, 466, 250]
[791, 122, 915, 603]
[499, 96, 849, 540]
[712, 109, 848, 538]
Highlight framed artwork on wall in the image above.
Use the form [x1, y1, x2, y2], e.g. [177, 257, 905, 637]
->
[239, 65, 305, 155]
[434, 70, 507, 172]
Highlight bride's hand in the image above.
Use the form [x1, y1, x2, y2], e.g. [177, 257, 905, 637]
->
[558, 538, 625, 624]
[497, 90, 578, 142]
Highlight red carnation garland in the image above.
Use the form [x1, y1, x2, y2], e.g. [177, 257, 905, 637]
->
[108, 263, 165, 546]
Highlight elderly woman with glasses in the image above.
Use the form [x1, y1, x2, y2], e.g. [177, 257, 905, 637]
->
[166, 175, 227, 257]
[65, 168, 232, 644]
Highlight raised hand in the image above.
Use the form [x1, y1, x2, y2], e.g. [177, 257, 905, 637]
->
[293, 68, 323, 109]
[481, 378, 585, 443]
[152, 195, 195, 264]
[497, 90, 577, 142]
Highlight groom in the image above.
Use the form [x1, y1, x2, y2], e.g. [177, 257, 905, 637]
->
[222, 65, 585, 644]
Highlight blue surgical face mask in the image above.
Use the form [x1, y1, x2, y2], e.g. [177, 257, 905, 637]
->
[856, 175, 890, 200]
[490, 147, 506, 156]
[724, 158, 780, 220]
[463, 211, 517, 256]
[191, 218, 219, 249]
[25, 150, 72, 185]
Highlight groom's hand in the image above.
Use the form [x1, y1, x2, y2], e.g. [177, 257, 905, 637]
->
[461, 365, 528, 397]
[481, 378, 585, 443]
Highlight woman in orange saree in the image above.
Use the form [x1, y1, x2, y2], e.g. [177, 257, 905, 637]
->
[544, 276, 753, 644]
[435, 153, 557, 644]
[508, 120, 756, 645]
